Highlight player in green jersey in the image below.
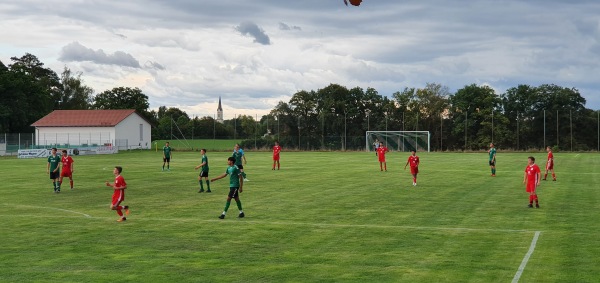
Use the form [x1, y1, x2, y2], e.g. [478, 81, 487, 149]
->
[232, 144, 248, 181]
[194, 149, 211, 193]
[46, 147, 61, 193]
[488, 143, 497, 176]
[211, 157, 245, 219]
[162, 142, 172, 171]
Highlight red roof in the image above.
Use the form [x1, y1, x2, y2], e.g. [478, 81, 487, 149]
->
[31, 110, 142, 127]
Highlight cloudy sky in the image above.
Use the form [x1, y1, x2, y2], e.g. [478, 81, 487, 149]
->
[2, 0, 600, 118]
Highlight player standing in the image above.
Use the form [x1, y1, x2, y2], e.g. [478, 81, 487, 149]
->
[523, 156, 541, 208]
[487, 143, 497, 176]
[162, 142, 172, 171]
[47, 148, 61, 193]
[404, 149, 420, 186]
[59, 150, 75, 190]
[194, 149, 211, 193]
[232, 144, 248, 181]
[105, 166, 130, 222]
[211, 157, 245, 219]
[373, 139, 380, 156]
[543, 146, 557, 181]
[272, 141, 282, 170]
[376, 141, 389, 171]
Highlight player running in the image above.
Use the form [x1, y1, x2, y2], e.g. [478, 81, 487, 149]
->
[47, 147, 61, 193]
[488, 143, 497, 176]
[404, 149, 420, 186]
[105, 166, 130, 222]
[194, 149, 211, 193]
[59, 150, 75, 190]
[376, 141, 389, 171]
[211, 157, 245, 219]
[272, 141, 282, 170]
[543, 146, 557, 181]
[523, 156, 542, 208]
[162, 142, 172, 171]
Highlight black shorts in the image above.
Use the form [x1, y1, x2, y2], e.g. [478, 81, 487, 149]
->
[489, 160, 495, 166]
[199, 171, 208, 178]
[50, 171, 60, 179]
[236, 164, 244, 170]
[228, 187, 240, 198]
[163, 157, 171, 162]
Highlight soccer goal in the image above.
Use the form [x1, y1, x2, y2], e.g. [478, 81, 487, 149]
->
[366, 131, 431, 152]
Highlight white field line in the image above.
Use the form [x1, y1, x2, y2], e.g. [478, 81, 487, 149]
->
[6, 204, 92, 218]
[512, 231, 541, 283]
[0, 211, 538, 233]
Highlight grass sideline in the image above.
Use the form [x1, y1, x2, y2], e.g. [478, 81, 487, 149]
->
[1, 151, 599, 282]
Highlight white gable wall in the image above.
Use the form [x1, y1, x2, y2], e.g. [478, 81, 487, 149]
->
[114, 113, 152, 149]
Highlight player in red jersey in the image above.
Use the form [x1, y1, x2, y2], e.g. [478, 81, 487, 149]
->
[523, 156, 541, 208]
[59, 150, 75, 190]
[272, 141, 282, 170]
[543, 146, 556, 181]
[404, 149, 420, 186]
[376, 141, 389, 171]
[105, 166, 130, 222]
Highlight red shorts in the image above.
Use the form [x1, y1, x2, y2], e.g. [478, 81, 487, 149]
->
[410, 166, 419, 175]
[61, 170, 72, 178]
[112, 190, 124, 206]
[378, 156, 386, 162]
[273, 154, 280, 161]
[526, 183, 537, 193]
[546, 162, 553, 170]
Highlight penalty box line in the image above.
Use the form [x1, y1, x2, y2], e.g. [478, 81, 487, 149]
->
[512, 231, 541, 283]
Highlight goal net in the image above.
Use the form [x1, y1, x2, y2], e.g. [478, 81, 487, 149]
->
[366, 131, 430, 152]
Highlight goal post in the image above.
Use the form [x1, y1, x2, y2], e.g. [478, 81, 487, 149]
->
[366, 131, 431, 152]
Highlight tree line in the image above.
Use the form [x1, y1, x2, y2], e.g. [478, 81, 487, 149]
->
[1, 53, 598, 151]
[269, 83, 598, 151]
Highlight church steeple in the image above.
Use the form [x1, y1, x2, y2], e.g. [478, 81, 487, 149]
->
[216, 96, 224, 123]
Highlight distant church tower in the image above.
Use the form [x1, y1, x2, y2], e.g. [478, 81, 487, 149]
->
[216, 96, 224, 123]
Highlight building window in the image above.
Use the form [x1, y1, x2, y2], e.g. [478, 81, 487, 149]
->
[139, 124, 143, 141]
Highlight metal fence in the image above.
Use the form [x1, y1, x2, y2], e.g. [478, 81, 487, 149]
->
[0, 133, 128, 156]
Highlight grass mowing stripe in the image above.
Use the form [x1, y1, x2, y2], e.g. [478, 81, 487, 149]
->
[512, 231, 542, 283]
[0, 212, 540, 233]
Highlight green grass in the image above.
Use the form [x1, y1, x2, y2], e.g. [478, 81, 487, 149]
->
[153, 139, 244, 151]
[1, 151, 599, 282]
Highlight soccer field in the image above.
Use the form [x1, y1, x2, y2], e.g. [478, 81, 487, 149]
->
[1, 151, 599, 282]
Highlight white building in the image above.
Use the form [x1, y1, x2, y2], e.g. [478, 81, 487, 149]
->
[31, 109, 152, 149]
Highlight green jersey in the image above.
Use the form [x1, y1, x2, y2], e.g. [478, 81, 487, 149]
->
[163, 146, 172, 157]
[232, 150, 243, 166]
[489, 148, 496, 161]
[226, 165, 242, 187]
[200, 154, 209, 172]
[47, 154, 60, 172]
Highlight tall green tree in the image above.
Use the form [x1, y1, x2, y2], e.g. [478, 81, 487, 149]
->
[448, 84, 500, 150]
[0, 54, 59, 132]
[93, 86, 154, 123]
[58, 66, 94, 110]
[501, 84, 539, 149]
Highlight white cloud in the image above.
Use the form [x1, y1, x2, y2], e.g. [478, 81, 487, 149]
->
[1, 0, 600, 115]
